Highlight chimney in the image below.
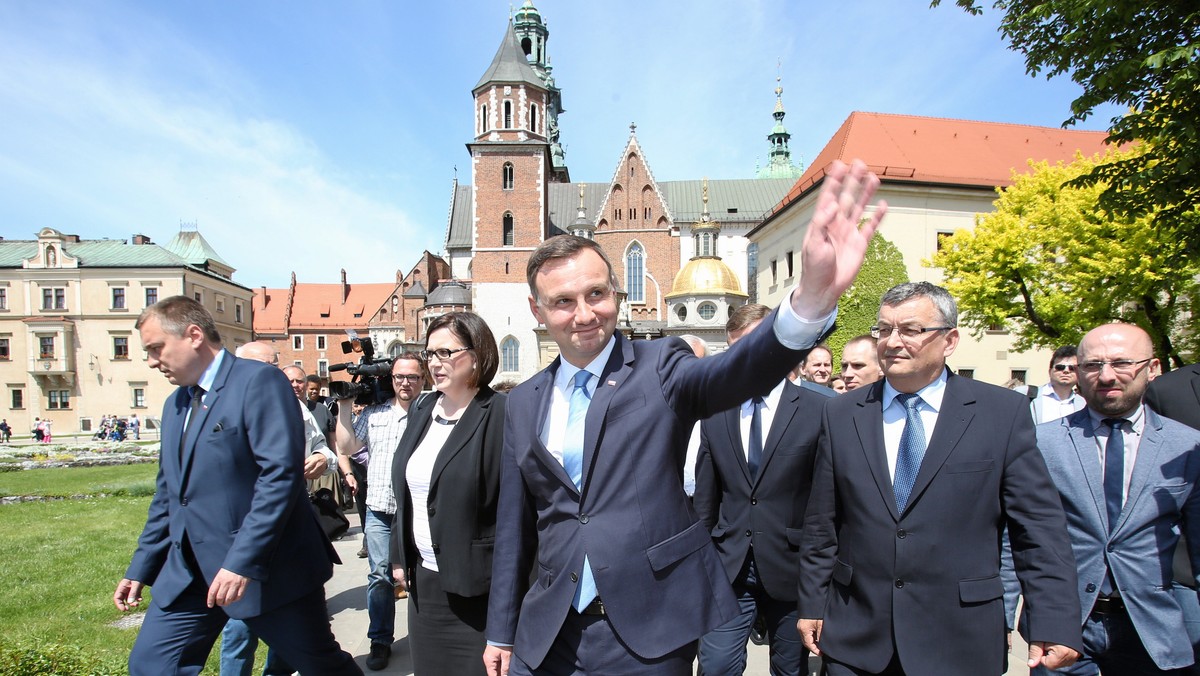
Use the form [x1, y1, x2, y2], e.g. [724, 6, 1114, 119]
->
[260, 286, 268, 307]
[132, 234, 152, 245]
[341, 268, 348, 304]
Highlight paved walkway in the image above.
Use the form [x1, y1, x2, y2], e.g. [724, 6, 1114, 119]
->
[325, 514, 1029, 675]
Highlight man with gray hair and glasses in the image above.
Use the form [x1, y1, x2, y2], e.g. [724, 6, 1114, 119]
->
[798, 281, 1082, 676]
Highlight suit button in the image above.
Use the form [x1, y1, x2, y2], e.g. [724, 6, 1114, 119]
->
[895, 579, 904, 589]
[180, 498, 189, 506]
[432, 544, 440, 554]
[570, 572, 578, 582]
[1085, 583, 1097, 593]
[896, 528, 906, 539]
[428, 507, 435, 516]
[750, 498, 758, 506]
[579, 514, 589, 524]
[1106, 543, 1115, 553]
[745, 530, 753, 537]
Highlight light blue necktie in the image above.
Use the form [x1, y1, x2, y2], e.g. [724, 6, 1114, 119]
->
[563, 370, 597, 610]
[893, 393, 926, 512]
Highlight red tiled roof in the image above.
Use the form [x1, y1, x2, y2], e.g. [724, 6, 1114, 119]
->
[288, 283, 396, 329]
[251, 282, 398, 335]
[252, 288, 286, 334]
[769, 112, 1111, 217]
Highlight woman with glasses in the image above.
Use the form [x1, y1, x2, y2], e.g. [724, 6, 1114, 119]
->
[389, 311, 505, 675]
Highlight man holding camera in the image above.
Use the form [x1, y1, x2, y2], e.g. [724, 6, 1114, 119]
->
[334, 352, 426, 671]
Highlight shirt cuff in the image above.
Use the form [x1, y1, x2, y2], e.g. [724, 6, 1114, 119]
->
[773, 287, 837, 350]
[486, 640, 513, 648]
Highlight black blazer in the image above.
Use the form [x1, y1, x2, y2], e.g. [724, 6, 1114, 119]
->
[693, 380, 826, 602]
[1147, 362, 1200, 430]
[390, 386, 506, 598]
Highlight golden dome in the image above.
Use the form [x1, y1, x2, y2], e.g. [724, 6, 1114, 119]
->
[665, 258, 748, 299]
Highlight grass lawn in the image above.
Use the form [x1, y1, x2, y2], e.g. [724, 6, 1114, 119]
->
[0, 463, 158, 498]
[0, 464, 262, 673]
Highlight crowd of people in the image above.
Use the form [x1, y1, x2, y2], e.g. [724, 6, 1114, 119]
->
[110, 160, 1199, 676]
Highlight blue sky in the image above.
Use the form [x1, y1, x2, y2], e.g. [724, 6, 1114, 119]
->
[0, 0, 1122, 288]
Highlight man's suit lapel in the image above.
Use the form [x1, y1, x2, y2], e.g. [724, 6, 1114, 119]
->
[904, 373, 975, 512]
[854, 382, 898, 521]
[756, 382, 801, 487]
[1065, 410, 1107, 528]
[721, 406, 752, 485]
[580, 336, 634, 500]
[1116, 407, 1166, 534]
[179, 350, 233, 491]
[527, 362, 577, 493]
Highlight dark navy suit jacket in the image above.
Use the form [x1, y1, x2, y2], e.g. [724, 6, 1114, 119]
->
[124, 350, 338, 619]
[693, 380, 826, 601]
[487, 310, 815, 667]
[798, 372, 1081, 675]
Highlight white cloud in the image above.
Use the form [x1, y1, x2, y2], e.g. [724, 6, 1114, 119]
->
[0, 3, 429, 287]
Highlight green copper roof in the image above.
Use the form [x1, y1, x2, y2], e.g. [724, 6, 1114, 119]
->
[163, 229, 230, 267]
[474, 22, 544, 92]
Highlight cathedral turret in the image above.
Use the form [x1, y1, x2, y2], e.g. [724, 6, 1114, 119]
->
[755, 72, 804, 180]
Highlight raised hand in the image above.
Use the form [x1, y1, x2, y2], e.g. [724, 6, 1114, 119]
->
[792, 159, 887, 319]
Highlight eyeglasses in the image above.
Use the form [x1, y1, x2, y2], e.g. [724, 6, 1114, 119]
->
[1078, 358, 1153, 376]
[870, 325, 952, 340]
[419, 347, 471, 362]
[1052, 364, 1076, 373]
[391, 374, 424, 383]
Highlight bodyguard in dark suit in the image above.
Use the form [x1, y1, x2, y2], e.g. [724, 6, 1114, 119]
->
[1023, 323, 1200, 675]
[114, 296, 359, 676]
[694, 304, 826, 675]
[483, 159, 888, 676]
[797, 282, 1082, 676]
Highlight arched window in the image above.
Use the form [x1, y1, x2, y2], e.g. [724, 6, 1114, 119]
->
[502, 162, 514, 190]
[504, 101, 513, 128]
[503, 214, 515, 246]
[480, 104, 489, 133]
[625, 242, 645, 303]
[501, 337, 519, 372]
[529, 104, 539, 134]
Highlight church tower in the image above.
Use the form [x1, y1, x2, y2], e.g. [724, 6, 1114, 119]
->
[468, 3, 568, 380]
[755, 72, 804, 180]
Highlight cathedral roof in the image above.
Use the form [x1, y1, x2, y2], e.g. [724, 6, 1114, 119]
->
[425, 280, 471, 307]
[665, 258, 747, 300]
[474, 22, 544, 92]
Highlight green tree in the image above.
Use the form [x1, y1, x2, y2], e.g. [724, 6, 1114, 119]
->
[934, 1, 1200, 252]
[929, 148, 1200, 368]
[829, 234, 908, 365]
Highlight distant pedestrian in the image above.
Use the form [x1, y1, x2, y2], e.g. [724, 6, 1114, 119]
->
[0, 419, 11, 443]
[129, 414, 140, 440]
[32, 418, 44, 442]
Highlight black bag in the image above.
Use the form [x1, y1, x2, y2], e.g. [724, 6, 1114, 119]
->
[310, 487, 350, 540]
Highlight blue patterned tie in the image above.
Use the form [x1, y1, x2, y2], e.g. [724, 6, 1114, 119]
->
[563, 370, 597, 610]
[1103, 418, 1126, 533]
[893, 393, 926, 512]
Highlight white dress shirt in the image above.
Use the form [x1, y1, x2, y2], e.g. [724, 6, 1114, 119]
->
[881, 369, 949, 480]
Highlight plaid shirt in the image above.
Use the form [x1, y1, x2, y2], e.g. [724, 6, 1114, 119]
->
[354, 400, 411, 514]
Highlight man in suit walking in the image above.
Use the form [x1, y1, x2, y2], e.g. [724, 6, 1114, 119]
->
[1023, 323, 1200, 674]
[694, 303, 827, 675]
[114, 296, 359, 676]
[797, 282, 1082, 676]
[484, 159, 887, 676]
